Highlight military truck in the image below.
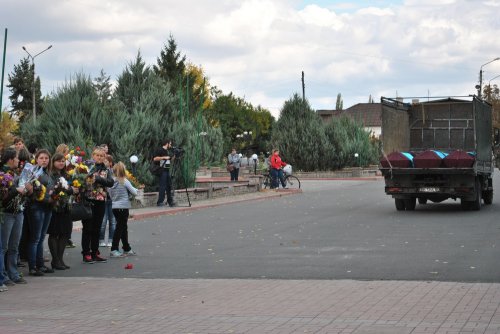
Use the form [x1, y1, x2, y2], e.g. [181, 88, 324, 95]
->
[379, 96, 494, 211]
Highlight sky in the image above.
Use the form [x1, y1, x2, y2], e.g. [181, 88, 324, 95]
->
[1, 0, 500, 119]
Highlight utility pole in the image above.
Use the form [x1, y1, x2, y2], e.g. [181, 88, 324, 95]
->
[0, 28, 7, 122]
[301, 71, 305, 102]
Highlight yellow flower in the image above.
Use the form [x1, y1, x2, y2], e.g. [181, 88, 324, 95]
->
[70, 150, 75, 154]
[68, 169, 75, 176]
[59, 191, 65, 196]
[72, 180, 81, 188]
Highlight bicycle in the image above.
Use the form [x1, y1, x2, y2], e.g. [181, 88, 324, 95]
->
[262, 169, 301, 189]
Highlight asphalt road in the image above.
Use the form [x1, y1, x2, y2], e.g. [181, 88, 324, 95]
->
[55, 177, 500, 282]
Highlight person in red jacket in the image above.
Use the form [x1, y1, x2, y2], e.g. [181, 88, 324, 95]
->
[270, 149, 287, 189]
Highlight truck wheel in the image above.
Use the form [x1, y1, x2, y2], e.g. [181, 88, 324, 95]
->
[418, 198, 427, 205]
[470, 179, 482, 211]
[395, 198, 405, 211]
[483, 190, 493, 205]
[404, 197, 416, 211]
[460, 199, 471, 211]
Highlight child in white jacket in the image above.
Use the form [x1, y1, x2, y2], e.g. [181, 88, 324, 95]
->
[107, 162, 138, 257]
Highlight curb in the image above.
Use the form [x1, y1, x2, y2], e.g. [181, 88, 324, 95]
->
[129, 189, 302, 221]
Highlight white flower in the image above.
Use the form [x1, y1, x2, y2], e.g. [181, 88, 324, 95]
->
[59, 177, 69, 189]
[71, 156, 79, 165]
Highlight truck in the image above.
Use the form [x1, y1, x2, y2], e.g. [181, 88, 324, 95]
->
[379, 96, 494, 211]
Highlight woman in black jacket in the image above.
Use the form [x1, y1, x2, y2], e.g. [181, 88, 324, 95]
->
[47, 153, 76, 270]
[81, 147, 114, 264]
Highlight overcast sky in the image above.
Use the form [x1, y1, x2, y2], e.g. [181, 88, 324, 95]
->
[2, 0, 500, 118]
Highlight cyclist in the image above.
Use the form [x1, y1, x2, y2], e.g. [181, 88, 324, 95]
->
[269, 149, 287, 189]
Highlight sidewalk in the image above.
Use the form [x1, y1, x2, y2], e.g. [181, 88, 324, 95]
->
[2, 278, 500, 334]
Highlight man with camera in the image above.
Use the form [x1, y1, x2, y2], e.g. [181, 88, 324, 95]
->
[152, 138, 176, 207]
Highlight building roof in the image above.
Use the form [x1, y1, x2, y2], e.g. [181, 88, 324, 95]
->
[317, 103, 382, 127]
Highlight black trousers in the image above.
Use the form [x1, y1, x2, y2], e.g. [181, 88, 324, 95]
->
[157, 169, 173, 205]
[81, 201, 105, 257]
[111, 209, 131, 252]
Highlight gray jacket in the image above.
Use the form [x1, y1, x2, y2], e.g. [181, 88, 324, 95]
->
[108, 178, 138, 209]
[228, 153, 241, 169]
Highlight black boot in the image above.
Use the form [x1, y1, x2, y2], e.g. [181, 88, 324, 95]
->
[48, 235, 65, 270]
[58, 237, 70, 269]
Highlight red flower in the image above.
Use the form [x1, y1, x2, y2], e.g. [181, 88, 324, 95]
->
[80, 151, 85, 156]
[76, 146, 81, 151]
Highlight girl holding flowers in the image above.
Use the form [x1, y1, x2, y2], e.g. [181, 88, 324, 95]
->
[81, 147, 114, 263]
[0, 148, 32, 286]
[27, 149, 56, 276]
[47, 153, 78, 270]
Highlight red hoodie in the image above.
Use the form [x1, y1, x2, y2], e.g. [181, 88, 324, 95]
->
[270, 153, 287, 169]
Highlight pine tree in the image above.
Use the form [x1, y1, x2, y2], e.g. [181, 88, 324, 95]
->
[7, 57, 43, 122]
[154, 35, 186, 96]
[335, 93, 343, 110]
[271, 94, 333, 171]
[93, 69, 112, 105]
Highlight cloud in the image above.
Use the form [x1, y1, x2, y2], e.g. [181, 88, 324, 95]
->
[1, 0, 500, 119]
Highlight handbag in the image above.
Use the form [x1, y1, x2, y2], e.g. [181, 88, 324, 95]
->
[149, 163, 161, 175]
[70, 200, 93, 221]
[226, 164, 235, 172]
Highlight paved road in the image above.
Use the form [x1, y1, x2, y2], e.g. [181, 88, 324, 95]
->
[55, 178, 500, 282]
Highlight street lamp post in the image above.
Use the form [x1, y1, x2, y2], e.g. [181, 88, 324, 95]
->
[129, 155, 139, 174]
[477, 57, 500, 99]
[22, 44, 52, 122]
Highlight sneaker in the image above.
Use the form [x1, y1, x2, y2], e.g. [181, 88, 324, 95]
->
[3, 280, 15, 287]
[107, 241, 113, 247]
[110, 250, 124, 258]
[29, 269, 44, 276]
[124, 250, 137, 256]
[157, 203, 165, 207]
[99, 241, 106, 247]
[168, 202, 177, 207]
[82, 255, 95, 264]
[0, 284, 8, 292]
[93, 254, 107, 263]
[39, 266, 54, 273]
[66, 240, 76, 248]
[13, 277, 27, 284]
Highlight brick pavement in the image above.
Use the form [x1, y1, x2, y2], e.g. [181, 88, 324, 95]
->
[2, 278, 500, 334]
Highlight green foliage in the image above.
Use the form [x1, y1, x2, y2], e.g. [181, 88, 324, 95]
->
[7, 57, 44, 122]
[271, 93, 332, 171]
[324, 116, 379, 168]
[335, 93, 343, 110]
[206, 92, 275, 156]
[93, 69, 112, 105]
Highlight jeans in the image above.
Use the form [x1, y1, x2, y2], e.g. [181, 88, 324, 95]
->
[1, 212, 24, 281]
[81, 201, 105, 257]
[230, 168, 239, 181]
[0, 225, 5, 285]
[28, 203, 52, 270]
[111, 209, 131, 252]
[271, 168, 286, 189]
[99, 200, 115, 242]
[157, 169, 173, 205]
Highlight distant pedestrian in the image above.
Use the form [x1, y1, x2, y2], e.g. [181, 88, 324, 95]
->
[270, 149, 287, 189]
[227, 148, 241, 181]
[99, 154, 115, 247]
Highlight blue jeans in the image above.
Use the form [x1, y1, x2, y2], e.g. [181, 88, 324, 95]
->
[271, 168, 286, 188]
[1, 212, 24, 281]
[100, 200, 115, 242]
[0, 225, 5, 285]
[28, 203, 52, 270]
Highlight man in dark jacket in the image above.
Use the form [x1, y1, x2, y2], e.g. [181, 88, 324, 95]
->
[153, 139, 175, 207]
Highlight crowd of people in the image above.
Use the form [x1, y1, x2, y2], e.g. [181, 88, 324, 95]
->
[0, 138, 139, 292]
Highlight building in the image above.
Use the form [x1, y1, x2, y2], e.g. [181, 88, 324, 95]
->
[317, 103, 382, 138]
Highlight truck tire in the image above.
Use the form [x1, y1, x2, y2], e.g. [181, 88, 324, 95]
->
[395, 198, 405, 211]
[470, 179, 482, 211]
[404, 197, 416, 211]
[483, 190, 493, 205]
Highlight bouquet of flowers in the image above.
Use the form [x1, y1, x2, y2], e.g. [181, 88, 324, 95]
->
[67, 163, 90, 190]
[0, 171, 14, 200]
[51, 177, 71, 212]
[125, 170, 144, 189]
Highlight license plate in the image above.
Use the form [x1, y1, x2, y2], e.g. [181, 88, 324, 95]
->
[419, 187, 440, 193]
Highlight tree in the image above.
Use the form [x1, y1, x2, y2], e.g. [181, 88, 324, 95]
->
[0, 111, 19, 148]
[154, 35, 186, 96]
[93, 69, 112, 105]
[271, 93, 333, 171]
[7, 57, 43, 122]
[335, 93, 343, 110]
[368, 94, 374, 103]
